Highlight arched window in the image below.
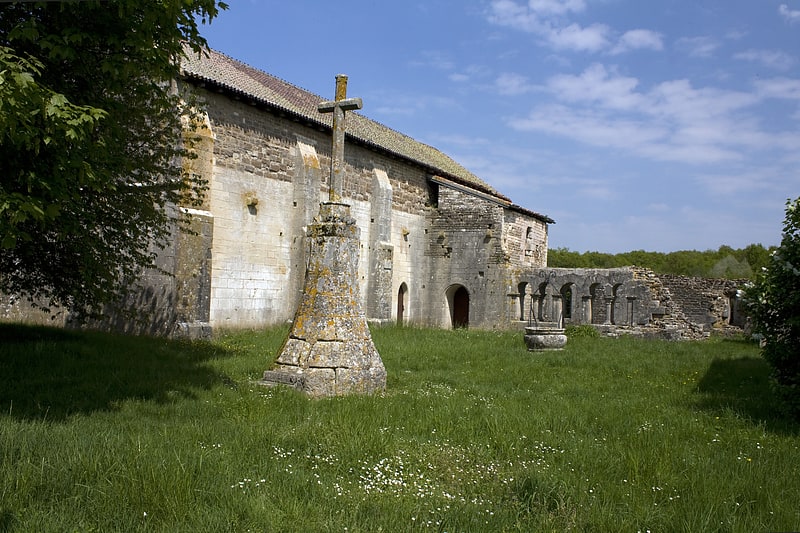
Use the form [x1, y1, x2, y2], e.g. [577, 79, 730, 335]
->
[397, 283, 408, 325]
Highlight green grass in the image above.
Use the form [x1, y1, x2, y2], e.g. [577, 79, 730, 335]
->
[1, 323, 798, 532]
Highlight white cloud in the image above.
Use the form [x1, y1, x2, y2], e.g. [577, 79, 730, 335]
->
[505, 64, 800, 165]
[754, 77, 800, 100]
[449, 64, 492, 84]
[488, 0, 544, 32]
[779, 3, 800, 23]
[546, 63, 644, 110]
[734, 49, 795, 70]
[611, 29, 664, 55]
[487, 0, 658, 55]
[675, 36, 720, 58]
[548, 22, 611, 52]
[528, 0, 587, 15]
[695, 169, 777, 196]
[647, 79, 757, 124]
[509, 104, 670, 155]
[409, 50, 455, 71]
[495, 72, 536, 95]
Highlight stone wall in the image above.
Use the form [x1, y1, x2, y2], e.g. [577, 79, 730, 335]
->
[1, 85, 550, 335]
[421, 184, 536, 329]
[657, 274, 746, 329]
[515, 267, 747, 339]
[199, 89, 444, 330]
[0, 295, 65, 327]
[195, 88, 550, 333]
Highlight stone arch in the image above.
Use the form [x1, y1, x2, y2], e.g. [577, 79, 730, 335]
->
[560, 283, 574, 321]
[535, 282, 562, 323]
[446, 284, 470, 329]
[397, 282, 408, 325]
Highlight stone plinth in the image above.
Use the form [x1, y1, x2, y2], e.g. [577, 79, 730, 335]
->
[260, 203, 386, 396]
[524, 323, 567, 351]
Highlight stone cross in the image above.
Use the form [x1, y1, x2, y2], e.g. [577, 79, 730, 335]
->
[318, 74, 362, 203]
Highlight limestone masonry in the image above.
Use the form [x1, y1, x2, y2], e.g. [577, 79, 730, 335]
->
[162, 47, 554, 335]
[0, 47, 747, 340]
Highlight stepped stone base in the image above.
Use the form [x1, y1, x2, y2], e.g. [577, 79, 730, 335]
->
[259, 203, 386, 397]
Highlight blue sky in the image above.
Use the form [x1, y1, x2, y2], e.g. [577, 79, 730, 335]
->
[198, 0, 800, 253]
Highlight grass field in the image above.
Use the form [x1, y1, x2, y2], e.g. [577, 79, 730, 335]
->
[1, 323, 798, 532]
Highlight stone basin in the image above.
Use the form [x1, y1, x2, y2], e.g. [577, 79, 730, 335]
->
[524, 323, 567, 351]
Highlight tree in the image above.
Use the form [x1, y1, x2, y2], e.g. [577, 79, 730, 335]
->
[743, 243, 774, 274]
[0, 0, 227, 320]
[746, 198, 800, 417]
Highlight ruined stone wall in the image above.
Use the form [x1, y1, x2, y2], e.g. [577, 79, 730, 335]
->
[421, 185, 509, 329]
[517, 267, 747, 339]
[504, 210, 548, 271]
[657, 274, 746, 329]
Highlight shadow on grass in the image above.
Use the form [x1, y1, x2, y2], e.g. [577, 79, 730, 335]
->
[0, 323, 235, 422]
[696, 354, 799, 435]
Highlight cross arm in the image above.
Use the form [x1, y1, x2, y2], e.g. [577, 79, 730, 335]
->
[318, 97, 363, 114]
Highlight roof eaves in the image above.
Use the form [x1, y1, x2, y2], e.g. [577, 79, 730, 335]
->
[509, 203, 555, 225]
[431, 175, 512, 206]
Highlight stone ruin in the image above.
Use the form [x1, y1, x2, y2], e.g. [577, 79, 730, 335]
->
[516, 267, 747, 340]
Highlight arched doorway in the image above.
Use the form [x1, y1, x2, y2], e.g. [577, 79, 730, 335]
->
[446, 284, 470, 329]
[397, 283, 408, 325]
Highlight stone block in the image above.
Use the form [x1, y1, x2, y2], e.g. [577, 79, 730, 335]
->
[307, 341, 377, 369]
[303, 368, 336, 397]
[274, 337, 309, 366]
[336, 366, 386, 395]
[261, 369, 305, 390]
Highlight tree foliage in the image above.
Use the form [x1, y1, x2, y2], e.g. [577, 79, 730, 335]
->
[548, 243, 775, 279]
[746, 198, 800, 417]
[0, 0, 226, 320]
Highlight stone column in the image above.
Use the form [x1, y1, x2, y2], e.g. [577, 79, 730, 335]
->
[604, 297, 614, 325]
[581, 295, 591, 324]
[627, 296, 637, 326]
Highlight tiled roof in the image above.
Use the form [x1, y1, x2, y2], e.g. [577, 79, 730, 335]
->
[180, 46, 507, 200]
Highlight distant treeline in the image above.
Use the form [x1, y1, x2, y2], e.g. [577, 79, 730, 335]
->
[547, 244, 777, 280]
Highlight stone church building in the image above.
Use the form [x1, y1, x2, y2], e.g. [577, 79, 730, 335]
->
[163, 47, 553, 336]
[1, 47, 745, 339]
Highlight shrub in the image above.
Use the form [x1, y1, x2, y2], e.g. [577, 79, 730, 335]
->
[565, 324, 600, 338]
[746, 198, 800, 417]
